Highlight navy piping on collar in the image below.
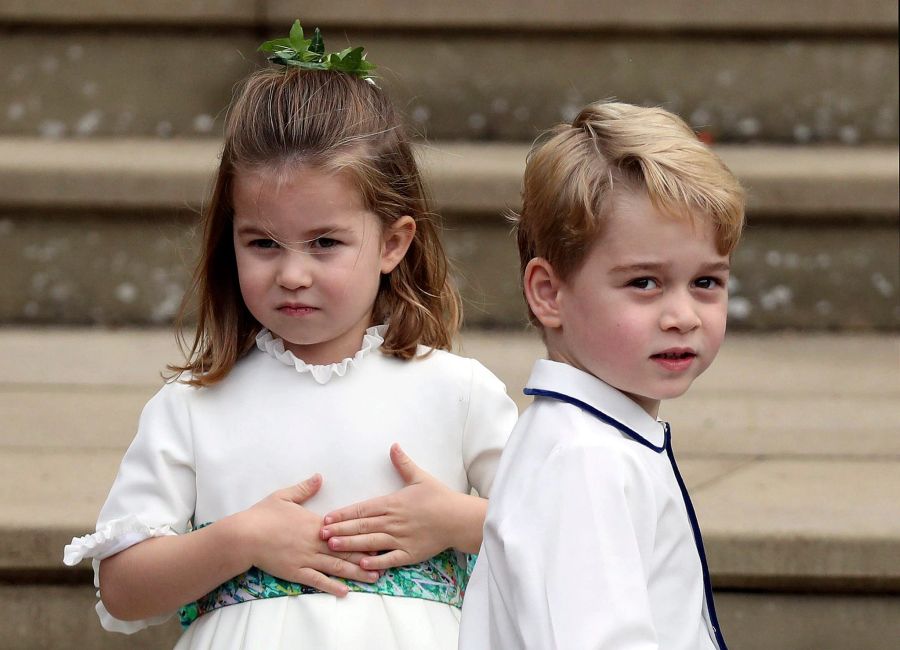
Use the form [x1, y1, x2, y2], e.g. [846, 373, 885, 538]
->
[523, 388, 666, 453]
[524, 387, 729, 650]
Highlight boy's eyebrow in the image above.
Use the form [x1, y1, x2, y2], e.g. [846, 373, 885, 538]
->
[698, 261, 731, 272]
[609, 261, 731, 273]
[608, 262, 666, 274]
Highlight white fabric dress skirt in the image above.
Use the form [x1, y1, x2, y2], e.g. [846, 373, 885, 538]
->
[64, 326, 518, 649]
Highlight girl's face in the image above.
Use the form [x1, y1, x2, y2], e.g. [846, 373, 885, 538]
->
[232, 165, 413, 366]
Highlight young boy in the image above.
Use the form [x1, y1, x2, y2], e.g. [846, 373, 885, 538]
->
[459, 102, 745, 649]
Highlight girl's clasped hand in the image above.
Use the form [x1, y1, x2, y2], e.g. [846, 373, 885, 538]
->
[236, 473, 378, 597]
[239, 443, 479, 595]
[321, 444, 486, 569]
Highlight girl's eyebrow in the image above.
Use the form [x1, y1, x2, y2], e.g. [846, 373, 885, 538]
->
[234, 224, 270, 237]
[234, 223, 350, 238]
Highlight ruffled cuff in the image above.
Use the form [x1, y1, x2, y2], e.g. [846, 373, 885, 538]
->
[64, 514, 177, 567]
[63, 515, 179, 634]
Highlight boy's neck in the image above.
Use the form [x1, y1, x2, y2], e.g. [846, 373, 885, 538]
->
[545, 347, 662, 419]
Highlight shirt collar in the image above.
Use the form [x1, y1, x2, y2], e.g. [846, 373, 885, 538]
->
[524, 359, 668, 451]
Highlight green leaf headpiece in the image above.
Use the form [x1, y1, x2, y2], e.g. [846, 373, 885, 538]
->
[258, 20, 377, 82]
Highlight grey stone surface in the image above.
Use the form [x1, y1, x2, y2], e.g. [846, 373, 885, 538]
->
[0, 584, 900, 650]
[0, 140, 897, 328]
[0, 0, 252, 23]
[2, 585, 181, 649]
[695, 459, 900, 589]
[1, 29, 897, 142]
[444, 217, 900, 330]
[0, 328, 898, 646]
[3, 0, 896, 30]
[4, 139, 897, 216]
[4, 584, 897, 650]
[1, 208, 897, 329]
[270, 0, 900, 31]
[0, 31, 257, 140]
[2, 328, 898, 564]
[714, 592, 900, 650]
[0, 0, 897, 33]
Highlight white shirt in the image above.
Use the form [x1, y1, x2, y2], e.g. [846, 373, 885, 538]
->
[64, 326, 518, 650]
[459, 359, 725, 650]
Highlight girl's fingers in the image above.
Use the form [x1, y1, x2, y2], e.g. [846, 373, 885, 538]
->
[331, 550, 371, 565]
[294, 568, 350, 597]
[359, 549, 409, 571]
[327, 532, 395, 553]
[389, 443, 422, 484]
[321, 515, 390, 540]
[281, 474, 323, 505]
[323, 497, 389, 526]
[314, 554, 380, 584]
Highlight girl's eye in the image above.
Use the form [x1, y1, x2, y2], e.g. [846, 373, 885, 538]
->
[250, 239, 279, 249]
[313, 237, 339, 249]
[694, 276, 722, 290]
[629, 277, 659, 290]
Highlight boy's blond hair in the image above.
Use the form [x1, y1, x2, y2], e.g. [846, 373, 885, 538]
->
[514, 101, 745, 326]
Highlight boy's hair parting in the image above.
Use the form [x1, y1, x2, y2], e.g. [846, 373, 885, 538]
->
[513, 101, 746, 326]
[169, 68, 461, 386]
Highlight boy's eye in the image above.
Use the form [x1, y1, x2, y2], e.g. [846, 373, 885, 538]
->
[694, 276, 722, 290]
[250, 238, 279, 249]
[629, 277, 659, 290]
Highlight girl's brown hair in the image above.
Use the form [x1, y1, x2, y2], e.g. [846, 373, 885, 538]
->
[169, 68, 461, 386]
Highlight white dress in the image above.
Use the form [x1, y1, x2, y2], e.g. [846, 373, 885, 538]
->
[459, 359, 724, 650]
[64, 325, 518, 650]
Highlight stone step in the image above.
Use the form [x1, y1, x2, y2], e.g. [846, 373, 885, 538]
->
[3, 0, 896, 30]
[0, 4, 896, 143]
[0, 138, 897, 329]
[0, 327, 898, 649]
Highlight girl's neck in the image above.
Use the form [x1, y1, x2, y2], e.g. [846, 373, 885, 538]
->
[277, 317, 376, 366]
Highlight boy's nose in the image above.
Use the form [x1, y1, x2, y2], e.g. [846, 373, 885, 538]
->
[276, 251, 313, 290]
[659, 296, 702, 333]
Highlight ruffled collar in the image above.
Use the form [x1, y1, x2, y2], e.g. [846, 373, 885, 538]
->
[254, 324, 387, 385]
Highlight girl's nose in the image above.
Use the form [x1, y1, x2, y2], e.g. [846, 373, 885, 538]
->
[276, 251, 313, 290]
[659, 295, 702, 333]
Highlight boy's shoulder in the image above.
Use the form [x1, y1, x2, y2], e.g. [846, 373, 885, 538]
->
[519, 358, 667, 454]
[519, 392, 651, 465]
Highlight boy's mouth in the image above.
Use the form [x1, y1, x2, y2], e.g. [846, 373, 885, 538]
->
[650, 349, 697, 371]
[651, 350, 695, 360]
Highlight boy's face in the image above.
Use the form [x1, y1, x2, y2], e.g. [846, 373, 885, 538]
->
[548, 190, 730, 416]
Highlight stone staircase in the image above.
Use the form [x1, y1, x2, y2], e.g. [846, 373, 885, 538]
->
[0, 2, 897, 648]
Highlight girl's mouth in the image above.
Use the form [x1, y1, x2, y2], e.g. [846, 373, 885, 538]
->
[279, 305, 316, 316]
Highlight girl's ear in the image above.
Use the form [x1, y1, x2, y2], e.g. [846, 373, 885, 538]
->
[380, 216, 416, 274]
[524, 257, 563, 329]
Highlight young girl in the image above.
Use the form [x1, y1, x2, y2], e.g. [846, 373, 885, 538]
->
[63, 25, 517, 650]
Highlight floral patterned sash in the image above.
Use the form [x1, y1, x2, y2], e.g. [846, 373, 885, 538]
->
[179, 548, 475, 628]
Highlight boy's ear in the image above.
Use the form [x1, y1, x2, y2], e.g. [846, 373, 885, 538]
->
[523, 257, 563, 329]
[380, 216, 416, 274]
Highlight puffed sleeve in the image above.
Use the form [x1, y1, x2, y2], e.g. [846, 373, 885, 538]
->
[482, 442, 660, 649]
[62, 381, 196, 633]
[461, 360, 518, 497]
